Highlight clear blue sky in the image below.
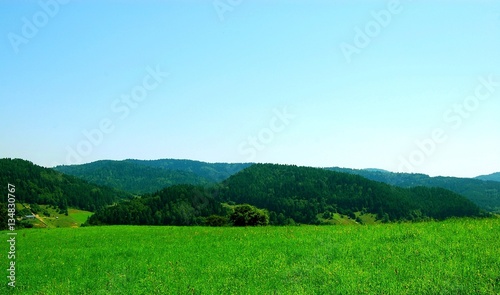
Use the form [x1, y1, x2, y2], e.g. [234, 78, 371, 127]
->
[1, 0, 499, 177]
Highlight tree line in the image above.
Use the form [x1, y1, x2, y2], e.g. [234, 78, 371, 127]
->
[86, 184, 269, 227]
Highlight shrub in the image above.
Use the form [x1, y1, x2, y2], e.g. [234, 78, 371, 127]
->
[230, 204, 269, 226]
[205, 215, 229, 227]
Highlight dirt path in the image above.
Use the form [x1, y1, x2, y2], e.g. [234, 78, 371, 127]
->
[34, 214, 49, 228]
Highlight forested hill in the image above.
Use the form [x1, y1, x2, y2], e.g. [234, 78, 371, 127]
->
[218, 164, 483, 224]
[54, 160, 212, 194]
[326, 167, 500, 212]
[0, 158, 131, 211]
[122, 159, 252, 183]
[54, 159, 252, 194]
[475, 172, 500, 183]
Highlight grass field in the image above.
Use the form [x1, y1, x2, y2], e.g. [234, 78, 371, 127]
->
[3, 217, 500, 294]
[67, 209, 93, 225]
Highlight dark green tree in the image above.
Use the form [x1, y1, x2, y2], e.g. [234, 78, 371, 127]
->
[230, 204, 269, 226]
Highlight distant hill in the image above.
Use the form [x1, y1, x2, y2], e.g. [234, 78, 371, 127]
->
[122, 159, 252, 182]
[326, 167, 500, 212]
[363, 168, 391, 173]
[476, 172, 500, 183]
[55, 160, 211, 194]
[218, 164, 483, 224]
[54, 159, 252, 194]
[0, 158, 131, 211]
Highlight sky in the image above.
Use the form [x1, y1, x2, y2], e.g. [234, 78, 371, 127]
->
[1, 0, 499, 178]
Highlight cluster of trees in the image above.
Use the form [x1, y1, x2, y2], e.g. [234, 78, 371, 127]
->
[87, 184, 269, 226]
[0, 159, 131, 212]
[87, 185, 222, 225]
[226, 204, 269, 226]
[327, 167, 500, 212]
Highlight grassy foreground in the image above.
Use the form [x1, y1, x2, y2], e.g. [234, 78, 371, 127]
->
[3, 218, 500, 294]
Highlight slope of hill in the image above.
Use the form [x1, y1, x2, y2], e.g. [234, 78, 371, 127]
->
[218, 164, 483, 224]
[54, 159, 252, 194]
[475, 172, 500, 183]
[0, 158, 131, 211]
[326, 167, 500, 212]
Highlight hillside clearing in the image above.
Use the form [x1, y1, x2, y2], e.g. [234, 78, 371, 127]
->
[18, 206, 93, 228]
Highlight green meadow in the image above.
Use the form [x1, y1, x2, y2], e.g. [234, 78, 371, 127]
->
[3, 217, 500, 294]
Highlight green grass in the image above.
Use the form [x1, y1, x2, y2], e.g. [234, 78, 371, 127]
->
[3, 218, 500, 294]
[68, 209, 93, 225]
[316, 212, 379, 225]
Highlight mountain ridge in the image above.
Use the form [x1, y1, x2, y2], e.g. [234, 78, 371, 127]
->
[54, 159, 252, 194]
[475, 172, 500, 183]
